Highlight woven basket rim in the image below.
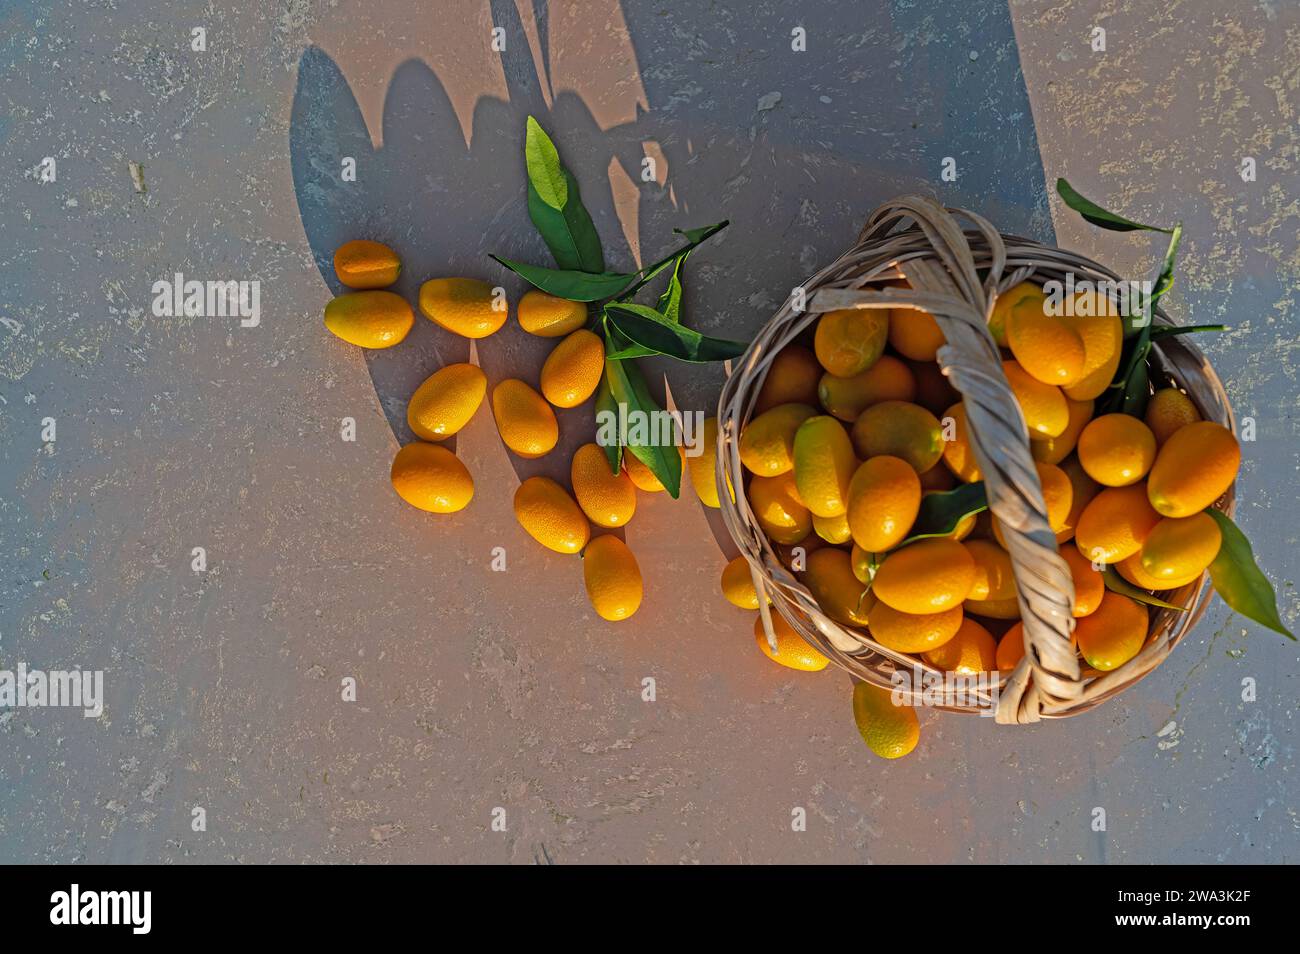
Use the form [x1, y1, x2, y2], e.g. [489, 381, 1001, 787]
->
[714, 195, 1234, 724]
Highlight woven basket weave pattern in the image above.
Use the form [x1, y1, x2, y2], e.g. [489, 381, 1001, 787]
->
[716, 196, 1234, 724]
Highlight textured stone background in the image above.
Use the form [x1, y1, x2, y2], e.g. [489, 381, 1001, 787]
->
[1, 0, 1295, 863]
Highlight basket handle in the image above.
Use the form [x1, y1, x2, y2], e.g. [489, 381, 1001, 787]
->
[860, 197, 1082, 721]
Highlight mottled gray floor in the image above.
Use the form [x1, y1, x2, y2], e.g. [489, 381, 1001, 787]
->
[0, 0, 1295, 863]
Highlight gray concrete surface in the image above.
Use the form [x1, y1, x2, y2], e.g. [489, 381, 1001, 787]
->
[0, 0, 1295, 863]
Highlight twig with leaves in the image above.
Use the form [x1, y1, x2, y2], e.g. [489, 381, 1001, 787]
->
[491, 117, 744, 496]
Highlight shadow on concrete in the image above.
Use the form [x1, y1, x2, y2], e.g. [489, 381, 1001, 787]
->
[289, 0, 1054, 554]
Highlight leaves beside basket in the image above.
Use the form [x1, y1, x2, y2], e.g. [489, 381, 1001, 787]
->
[522, 115, 605, 274]
[1055, 179, 1229, 417]
[1205, 509, 1294, 639]
[1055, 179, 1176, 235]
[491, 117, 744, 496]
[1045, 180, 1292, 639]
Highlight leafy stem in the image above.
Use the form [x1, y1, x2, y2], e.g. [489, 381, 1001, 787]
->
[1150, 323, 1227, 340]
[1055, 178, 1174, 234]
[494, 113, 740, 497]
[614, 222, 729, 302]
[1060, 178, 1289, 641]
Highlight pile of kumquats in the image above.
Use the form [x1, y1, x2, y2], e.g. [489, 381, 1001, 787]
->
[323, 239, 650, 624]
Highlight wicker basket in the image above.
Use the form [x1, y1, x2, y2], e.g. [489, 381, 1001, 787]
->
[716, 196, 1235, 724]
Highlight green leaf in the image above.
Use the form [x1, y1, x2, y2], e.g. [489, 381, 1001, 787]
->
[490, 255, 634, 302]
[493, 218, 726, 306]
[604, 344, 659, 360]
[895, 482, 988, 547]
[673, 222, 729, 244]
[637, 253, 681, 288]
[1150, 323, 1227, 340]
[1101, 567, 1188, 611]
[593, 371, 623, 474]
[1119, 341, 1151, 418]
[604, 343, 659, 360]
[605, 302, 746, 364]
[524, 117, 605, 273]
[1149, 222, 1183, 305]
[601, 314, 659, 360]
[614, 220, 728, 302]
[525, 176, 604, 273]
[1056, 178, 1173, 233]
[1205, 509, 1294, 639]
[1100, 324, 1153, 417]
[1122, 222, 1183, 342]
[604, 349, 682, 497]
[655, 252, 689, 324]
[525, 116, 567, 208]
